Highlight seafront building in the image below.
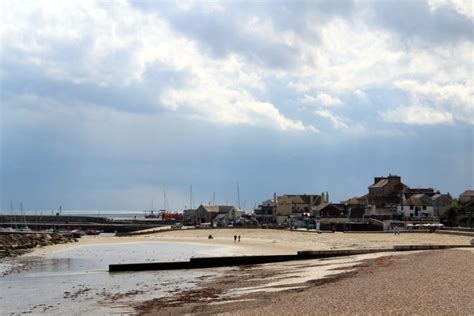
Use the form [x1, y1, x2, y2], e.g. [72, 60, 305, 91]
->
[253, 174, 470, 230]
[184, 204, 244, 226]
[273, 193, 327, 225]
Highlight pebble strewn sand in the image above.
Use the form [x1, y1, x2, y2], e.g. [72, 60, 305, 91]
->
[230, 249, 474, 315]
[138, 249, 474, 315]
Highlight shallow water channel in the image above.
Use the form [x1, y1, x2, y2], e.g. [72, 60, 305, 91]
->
[0, 240, 230, 315]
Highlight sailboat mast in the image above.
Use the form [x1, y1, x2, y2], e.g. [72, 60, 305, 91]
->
[21, 202, 27, 228]
[10, 200, 16, 229]
[236, 182, 241, 209]
[163, 189, 168, 212]
[190, 185, 193, 209]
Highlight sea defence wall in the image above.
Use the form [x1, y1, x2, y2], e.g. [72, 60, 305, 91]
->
[108, 245, 473, 272]
[0, 215, 166, 233]
[0, 215, 110, 224]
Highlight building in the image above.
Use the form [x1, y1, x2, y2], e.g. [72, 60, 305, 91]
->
[405, 188, 436, 198]
[459, 190, 474, 204]
[397, 194, 434, 219]
[312, 203, 348, 218]
[254, 199, 274, 224]
[368, 175, 406, 197]
[274, 193, 326, 224]
[185, 204, 243, 226]
[361, 175, 408, 217]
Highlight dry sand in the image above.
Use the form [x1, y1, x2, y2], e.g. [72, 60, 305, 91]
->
[29, 228, 473, 257]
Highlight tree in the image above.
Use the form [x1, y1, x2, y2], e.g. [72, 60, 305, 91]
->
[442, 200, 460, 226]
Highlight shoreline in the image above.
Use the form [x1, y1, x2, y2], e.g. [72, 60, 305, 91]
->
[25, 228, 474, 257]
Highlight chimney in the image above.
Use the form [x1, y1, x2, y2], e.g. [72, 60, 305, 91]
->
[326, 192, 329, 203]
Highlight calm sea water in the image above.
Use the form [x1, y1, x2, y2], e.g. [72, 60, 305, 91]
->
[0, 240, 231, 315]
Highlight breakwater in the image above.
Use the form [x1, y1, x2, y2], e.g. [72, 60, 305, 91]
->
[109, 244, 474, 272]
[0, 232, 76, 258]
[0, 215, 169, 233]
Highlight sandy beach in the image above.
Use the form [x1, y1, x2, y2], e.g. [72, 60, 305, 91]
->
[20, 228, 474, 315]
[30, 228, 473, 257]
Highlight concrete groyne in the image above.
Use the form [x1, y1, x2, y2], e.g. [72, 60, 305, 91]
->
[109, 245, 473, 272]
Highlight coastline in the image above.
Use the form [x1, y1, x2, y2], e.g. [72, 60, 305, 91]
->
[5, 228, 474, 315]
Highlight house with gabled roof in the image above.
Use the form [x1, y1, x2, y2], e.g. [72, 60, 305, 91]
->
[185, 204, 243, 225]
[312, 203, 348, 218]
[397, 194, 434, 219]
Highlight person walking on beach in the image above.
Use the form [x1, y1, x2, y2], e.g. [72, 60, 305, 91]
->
[238, 235, 241, 242]
[394, 226, 400, 235]
[234, 235, 237, 243]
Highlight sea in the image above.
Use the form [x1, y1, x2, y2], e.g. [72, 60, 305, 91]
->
[0, 240, 232, 315]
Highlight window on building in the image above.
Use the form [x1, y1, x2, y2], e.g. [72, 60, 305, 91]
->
[410, 205, 414, 210]
[422, 205, 427, 210]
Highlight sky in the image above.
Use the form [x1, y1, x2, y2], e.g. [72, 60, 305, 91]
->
[0, 0, 473, 212]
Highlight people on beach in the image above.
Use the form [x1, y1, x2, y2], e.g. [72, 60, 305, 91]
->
[234, 235, 237, 243]
[208, 234, 213, 239]
[238, 235, 241, 242]
[394, 226, 400, 235]
[331, 225, 336, 233]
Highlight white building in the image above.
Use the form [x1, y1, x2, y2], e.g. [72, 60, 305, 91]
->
[397, 194, 434, 219]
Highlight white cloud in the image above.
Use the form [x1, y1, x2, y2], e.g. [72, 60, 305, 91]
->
[314, 109, 348, 129]
[286, 13, 472, 126]
[0, 0, 314, 132]
[381, 105, 454, 125]
[1, 0, 472, 134]
[393, 80, 473, 125]
[353, 89, 368, 102]
[428, 0, 474, 19]
[303, 93, 343, 106]
[161, 87, 315, 132]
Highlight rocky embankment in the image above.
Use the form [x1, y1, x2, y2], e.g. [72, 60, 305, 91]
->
[0, 233, 76, 258]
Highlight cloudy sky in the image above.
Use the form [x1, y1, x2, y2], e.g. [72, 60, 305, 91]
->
[1, 0, 472, 211]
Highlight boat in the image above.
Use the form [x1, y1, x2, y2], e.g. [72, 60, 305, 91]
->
[85, 229, 101, 235]
[70, 229, 83, 238]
